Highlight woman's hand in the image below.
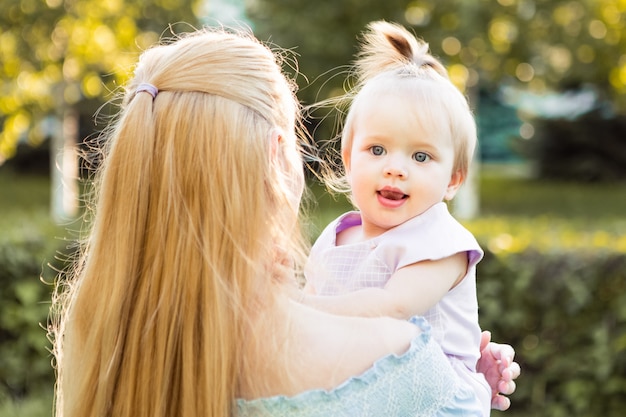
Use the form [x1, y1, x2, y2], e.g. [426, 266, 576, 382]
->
[477, 331, 521, 411]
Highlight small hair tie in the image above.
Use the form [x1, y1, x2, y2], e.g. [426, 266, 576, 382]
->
[136, 82, 158, 99]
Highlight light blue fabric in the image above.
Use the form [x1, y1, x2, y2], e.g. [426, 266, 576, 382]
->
[235, 317, 482, 417]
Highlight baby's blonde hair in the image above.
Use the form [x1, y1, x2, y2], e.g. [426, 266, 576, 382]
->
[336, 21, 477, 190]
[52, 27, 307, 417]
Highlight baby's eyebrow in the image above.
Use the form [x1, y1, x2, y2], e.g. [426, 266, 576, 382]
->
[362, 133, 390, 142]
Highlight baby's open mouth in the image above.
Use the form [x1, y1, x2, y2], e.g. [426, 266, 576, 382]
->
[378, 190, 407, 201]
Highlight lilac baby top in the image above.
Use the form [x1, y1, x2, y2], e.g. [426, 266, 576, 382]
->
[305, 202, 491, 416]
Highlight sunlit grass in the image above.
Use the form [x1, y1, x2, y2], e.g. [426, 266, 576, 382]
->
[467, 174, 626, 254]
[0, 170, 64, 254]
[464, 215, 626, 255]
[479, 174, 626, 219]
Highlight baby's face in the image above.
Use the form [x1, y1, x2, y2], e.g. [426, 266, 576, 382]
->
[343, 88, 461, 238]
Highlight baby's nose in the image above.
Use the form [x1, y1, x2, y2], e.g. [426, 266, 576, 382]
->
[384, 163, 408, 178]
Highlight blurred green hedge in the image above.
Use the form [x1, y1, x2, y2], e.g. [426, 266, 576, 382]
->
[0, 236, 60, 402]
[2, 232, 626, 416]
[479, 248, 626, 417]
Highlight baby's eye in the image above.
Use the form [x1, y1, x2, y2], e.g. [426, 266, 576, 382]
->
[413, 152, 430, 162]
[369, 145, 385, 156]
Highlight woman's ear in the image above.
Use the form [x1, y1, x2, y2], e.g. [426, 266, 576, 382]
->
[444, 170, 465, 200]
[269, 128, 282, 160]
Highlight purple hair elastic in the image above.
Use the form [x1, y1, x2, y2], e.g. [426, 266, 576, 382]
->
[136, 82, 158, 99]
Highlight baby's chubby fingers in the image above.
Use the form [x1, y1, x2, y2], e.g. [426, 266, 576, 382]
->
[500, 360, 521, 383]
[498, 378, 516, 396]
[491, 394, 511, 411]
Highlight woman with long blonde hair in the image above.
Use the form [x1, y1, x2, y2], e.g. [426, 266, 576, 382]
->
[51, 26, 515, 417]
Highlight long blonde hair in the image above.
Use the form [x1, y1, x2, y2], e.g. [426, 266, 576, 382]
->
[52, 27, 307, 417]
[324, 21, 477, 194]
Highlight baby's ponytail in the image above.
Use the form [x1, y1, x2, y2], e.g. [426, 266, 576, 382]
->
[355, 20, 448, 85]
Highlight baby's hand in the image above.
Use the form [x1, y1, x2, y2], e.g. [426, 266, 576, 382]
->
[477, 331, 521, 411]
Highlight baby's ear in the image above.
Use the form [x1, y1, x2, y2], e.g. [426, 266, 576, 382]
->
[444, 170, 465, 200]
[341, 146, 351, 174]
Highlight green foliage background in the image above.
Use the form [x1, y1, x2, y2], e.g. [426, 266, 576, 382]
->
[478, 249, 626, 417]
[3, 0, 626, 162]
[514, 111, 626, 181]
[248, 0, 626, 109]
[0, 171, 61, 415]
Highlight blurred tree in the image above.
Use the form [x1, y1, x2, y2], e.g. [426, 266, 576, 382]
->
[0, 0, 203, 163]
[514, 110, 626, 181]
[3, 0, 625, 167]
[247, 0, 626, 112]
